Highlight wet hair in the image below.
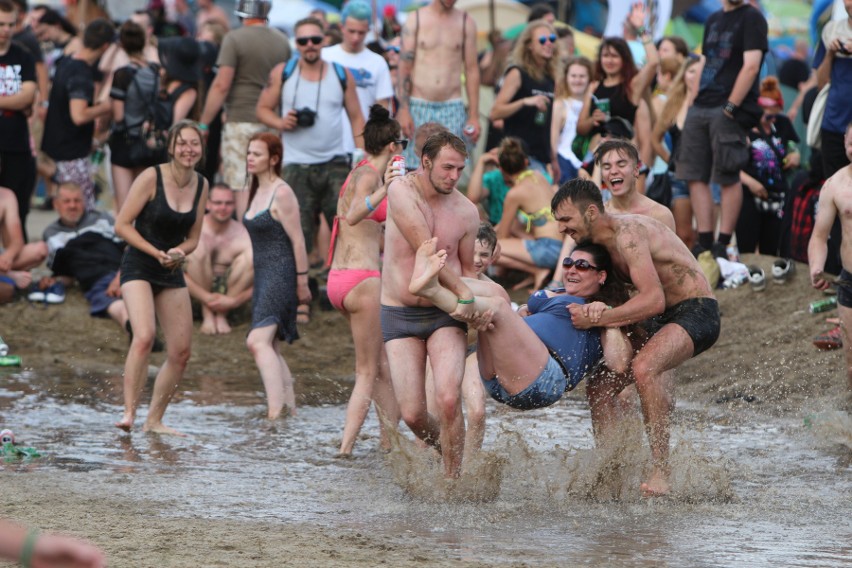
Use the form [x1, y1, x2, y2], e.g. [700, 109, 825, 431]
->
[167, 119, 206, 167]
[527, 3, 554, 22]
[510, 19, 560, 83]
[247, 131, 283, 206]
[363, 104, 401, 156]
[497, 137, 528, 175]
[1, 0, 17, 15]
[595, 37, 637, 99]
[657, 36, 689, 59]
[82, 18, 115, 50]
[570, 242, 630, 307]
[476, 222, 497, 253]
[414, 122, 449, 157]
[294, 16, 324, 35]
[341, 0, 371, 23]
[421, 131, 468, 163]
[594, 139, 639, 167]
[555, 55, 594, 99]
[119, 20, 146, 56]
[552, 178, 604, 216]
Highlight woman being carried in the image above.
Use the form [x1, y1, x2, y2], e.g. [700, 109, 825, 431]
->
[327, 104, 402, 455]
[492, 137, 564, 292]
[410, 239, 632, 410]
[244, 133, 311, 420]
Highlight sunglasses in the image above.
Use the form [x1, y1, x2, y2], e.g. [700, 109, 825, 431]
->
[764, 113, 778, 120]
[562, 257, 601, 272]
[393, 138, 409, 149]
[296, 35, 324, 46]
[386, 45, 400, 53]
[538, 34, 557, 45]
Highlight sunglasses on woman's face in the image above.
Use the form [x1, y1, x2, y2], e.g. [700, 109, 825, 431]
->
[538, 34, 557, 45]
[393, 139, 409, 150]
[562, 257, 601, 272]
[386, 45, 400, 53]
[296, 35, 324, 46]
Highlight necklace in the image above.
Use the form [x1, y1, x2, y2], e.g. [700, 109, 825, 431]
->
[170, 162, 193, 191]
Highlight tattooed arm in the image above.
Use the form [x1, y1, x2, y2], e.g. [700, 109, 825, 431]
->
[395, 13, 417, 137]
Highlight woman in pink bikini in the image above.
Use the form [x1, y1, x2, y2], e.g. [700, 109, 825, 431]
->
[327, 104, 402, 455]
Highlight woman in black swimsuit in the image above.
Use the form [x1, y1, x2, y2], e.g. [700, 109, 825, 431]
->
[114, 120, 209, 435]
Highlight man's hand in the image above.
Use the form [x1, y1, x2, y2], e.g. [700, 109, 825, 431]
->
[449, 299, 478, 323]
[463, 118, 481, 143]
[207, 293, 236, 312]
[281, 110, 299, 132]
[811, 268, 832, 291]
[106, 274, 122, 298]
[397, 107, 415, 139]
[568, 303, 594, 329]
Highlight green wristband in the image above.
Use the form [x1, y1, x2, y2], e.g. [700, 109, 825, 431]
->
[20, 529, 38, 568]
[457, 297, 475, 305]
[198, 122, 209, 131]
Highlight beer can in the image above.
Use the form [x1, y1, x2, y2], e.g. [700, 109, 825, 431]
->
[0, 355, 21, 367]
[809, 296, 838, 314]
[392, 155, 406, 175]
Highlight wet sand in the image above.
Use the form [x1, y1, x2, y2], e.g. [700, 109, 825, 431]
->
[1, 249, 851, 566]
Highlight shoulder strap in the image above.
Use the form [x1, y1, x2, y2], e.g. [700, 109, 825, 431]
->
[331, 61, 347, 92]
[281, 58, 298, 83]
[193, 172, 204, 206]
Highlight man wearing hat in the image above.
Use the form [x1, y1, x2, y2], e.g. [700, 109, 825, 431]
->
[199, 0, 290, 217]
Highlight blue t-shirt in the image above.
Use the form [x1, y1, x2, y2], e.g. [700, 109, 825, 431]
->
[524, 291, 603, 389]
[812, 42, 852, 134]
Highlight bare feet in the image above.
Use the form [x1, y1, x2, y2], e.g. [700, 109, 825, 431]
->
[199, 317, 217, 335]
[409, 238, 447, 297]
[114, 415, 133, 432]
[142, 422, 187, 437]
[8, 270, 32, 289]
[214, 313, 232, 334]
[640, 467, 671, 497]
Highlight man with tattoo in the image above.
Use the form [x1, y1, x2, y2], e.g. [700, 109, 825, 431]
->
[552, 179, 719, 497]
[395, 0, 481, 169]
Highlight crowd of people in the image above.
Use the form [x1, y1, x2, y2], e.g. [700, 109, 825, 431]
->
[1, 0, 852, 558]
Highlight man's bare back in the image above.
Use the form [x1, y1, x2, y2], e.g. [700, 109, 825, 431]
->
[403, 4, 468, 102]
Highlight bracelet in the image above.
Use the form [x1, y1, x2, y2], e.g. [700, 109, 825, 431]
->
[457, 297, 475, 305]
[39, 101, 49, 108]
[197, 122, 209, 131]
[723, 101, 738, 114]
[20, 529, 38, 568]
[365, 195, 376, 212]
[296, 270, 309, 276]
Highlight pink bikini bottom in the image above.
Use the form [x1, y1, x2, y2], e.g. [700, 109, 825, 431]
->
[326, 269, 381, 312]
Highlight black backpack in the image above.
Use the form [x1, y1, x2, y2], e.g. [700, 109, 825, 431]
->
[124, 63, 170, 167]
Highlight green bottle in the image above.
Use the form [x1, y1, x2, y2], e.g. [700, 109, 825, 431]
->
[809, 296, 838, 314]
[0, 355, 22, 366]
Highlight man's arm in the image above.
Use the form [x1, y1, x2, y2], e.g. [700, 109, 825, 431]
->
[200, 65, 234, 126]
[462, 13, 481, 142]
[726, 49, 763, 108]
[69, 98, 111, 126]
[0, 190, 24, 272]
[808, 176, 838, 290]
[255, 63, 290, 131]
[395, 14, 417, 137]
[343, 69, 365, 149]
[0, 81, 36, 111]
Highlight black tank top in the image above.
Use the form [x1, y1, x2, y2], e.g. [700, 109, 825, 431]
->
[593, 82, 637, 125]
[502, 65, 555, 165]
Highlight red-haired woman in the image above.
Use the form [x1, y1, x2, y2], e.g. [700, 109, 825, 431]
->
[244, 132, 311, 420]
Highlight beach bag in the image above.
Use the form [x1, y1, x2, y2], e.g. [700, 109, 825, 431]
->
[124, 64, 170, 167]
[806, 83, 830, 150]
[645, 171, 672, 208]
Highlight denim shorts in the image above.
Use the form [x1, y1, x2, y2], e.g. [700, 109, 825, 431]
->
[524, 237, 562, 268]
[671, 176, 689, 201]
[482, 355, 567, 410]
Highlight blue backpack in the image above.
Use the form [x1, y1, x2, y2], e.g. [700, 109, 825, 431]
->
[281, 58, 347, 91]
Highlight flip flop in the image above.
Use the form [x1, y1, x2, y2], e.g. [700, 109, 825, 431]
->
[297, 305, 311, 324]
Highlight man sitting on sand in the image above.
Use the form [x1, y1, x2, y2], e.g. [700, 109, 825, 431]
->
[552, 178, 720, 497]
[184, 184, 253, 335]
[0, 187, 46, 303]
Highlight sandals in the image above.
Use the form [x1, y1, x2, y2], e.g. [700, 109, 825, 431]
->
[297, 305, 311, 324]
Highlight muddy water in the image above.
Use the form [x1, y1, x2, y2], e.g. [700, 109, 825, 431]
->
[1, 367, 850, 566]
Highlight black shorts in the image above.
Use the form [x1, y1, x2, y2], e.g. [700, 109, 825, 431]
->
[836, 270, 852, 308]
[642, 297, 721, 357]
[380, 304, 467, 343]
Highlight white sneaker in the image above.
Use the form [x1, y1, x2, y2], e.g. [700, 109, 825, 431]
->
[772, 258, 794, 284]
[27, 288, 45, 302]
[44, 283, 66, 304]
[748, 265, 766, 292]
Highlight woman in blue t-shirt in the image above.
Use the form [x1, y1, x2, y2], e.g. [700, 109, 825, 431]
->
[409, 240, 632, 410]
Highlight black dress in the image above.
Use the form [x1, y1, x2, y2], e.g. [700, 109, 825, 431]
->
[244, 188, 299, 344]
[120, 165, 204, 290]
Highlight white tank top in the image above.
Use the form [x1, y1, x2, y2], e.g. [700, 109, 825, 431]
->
[281, 63, 347, 165]
[556, 98, 584, 167]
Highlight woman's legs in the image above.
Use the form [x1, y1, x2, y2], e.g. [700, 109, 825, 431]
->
[116, 281, 158, 431]
[143, 287, 194, 435]
[111, 164, 137, 214]
[495, 237, 553, 291]
[246, 324, 296, 420]
[409, 239, 550, 396]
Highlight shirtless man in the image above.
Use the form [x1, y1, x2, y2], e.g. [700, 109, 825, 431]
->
[598, 140, 676, 232]
[552, 178, 720, 497]
[0, 187, 45, 303]
[396, 0, 480, 170]
[382, 131, 480, 478]
[809, 122, 852, 393]
[185, 184, 253, 335]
